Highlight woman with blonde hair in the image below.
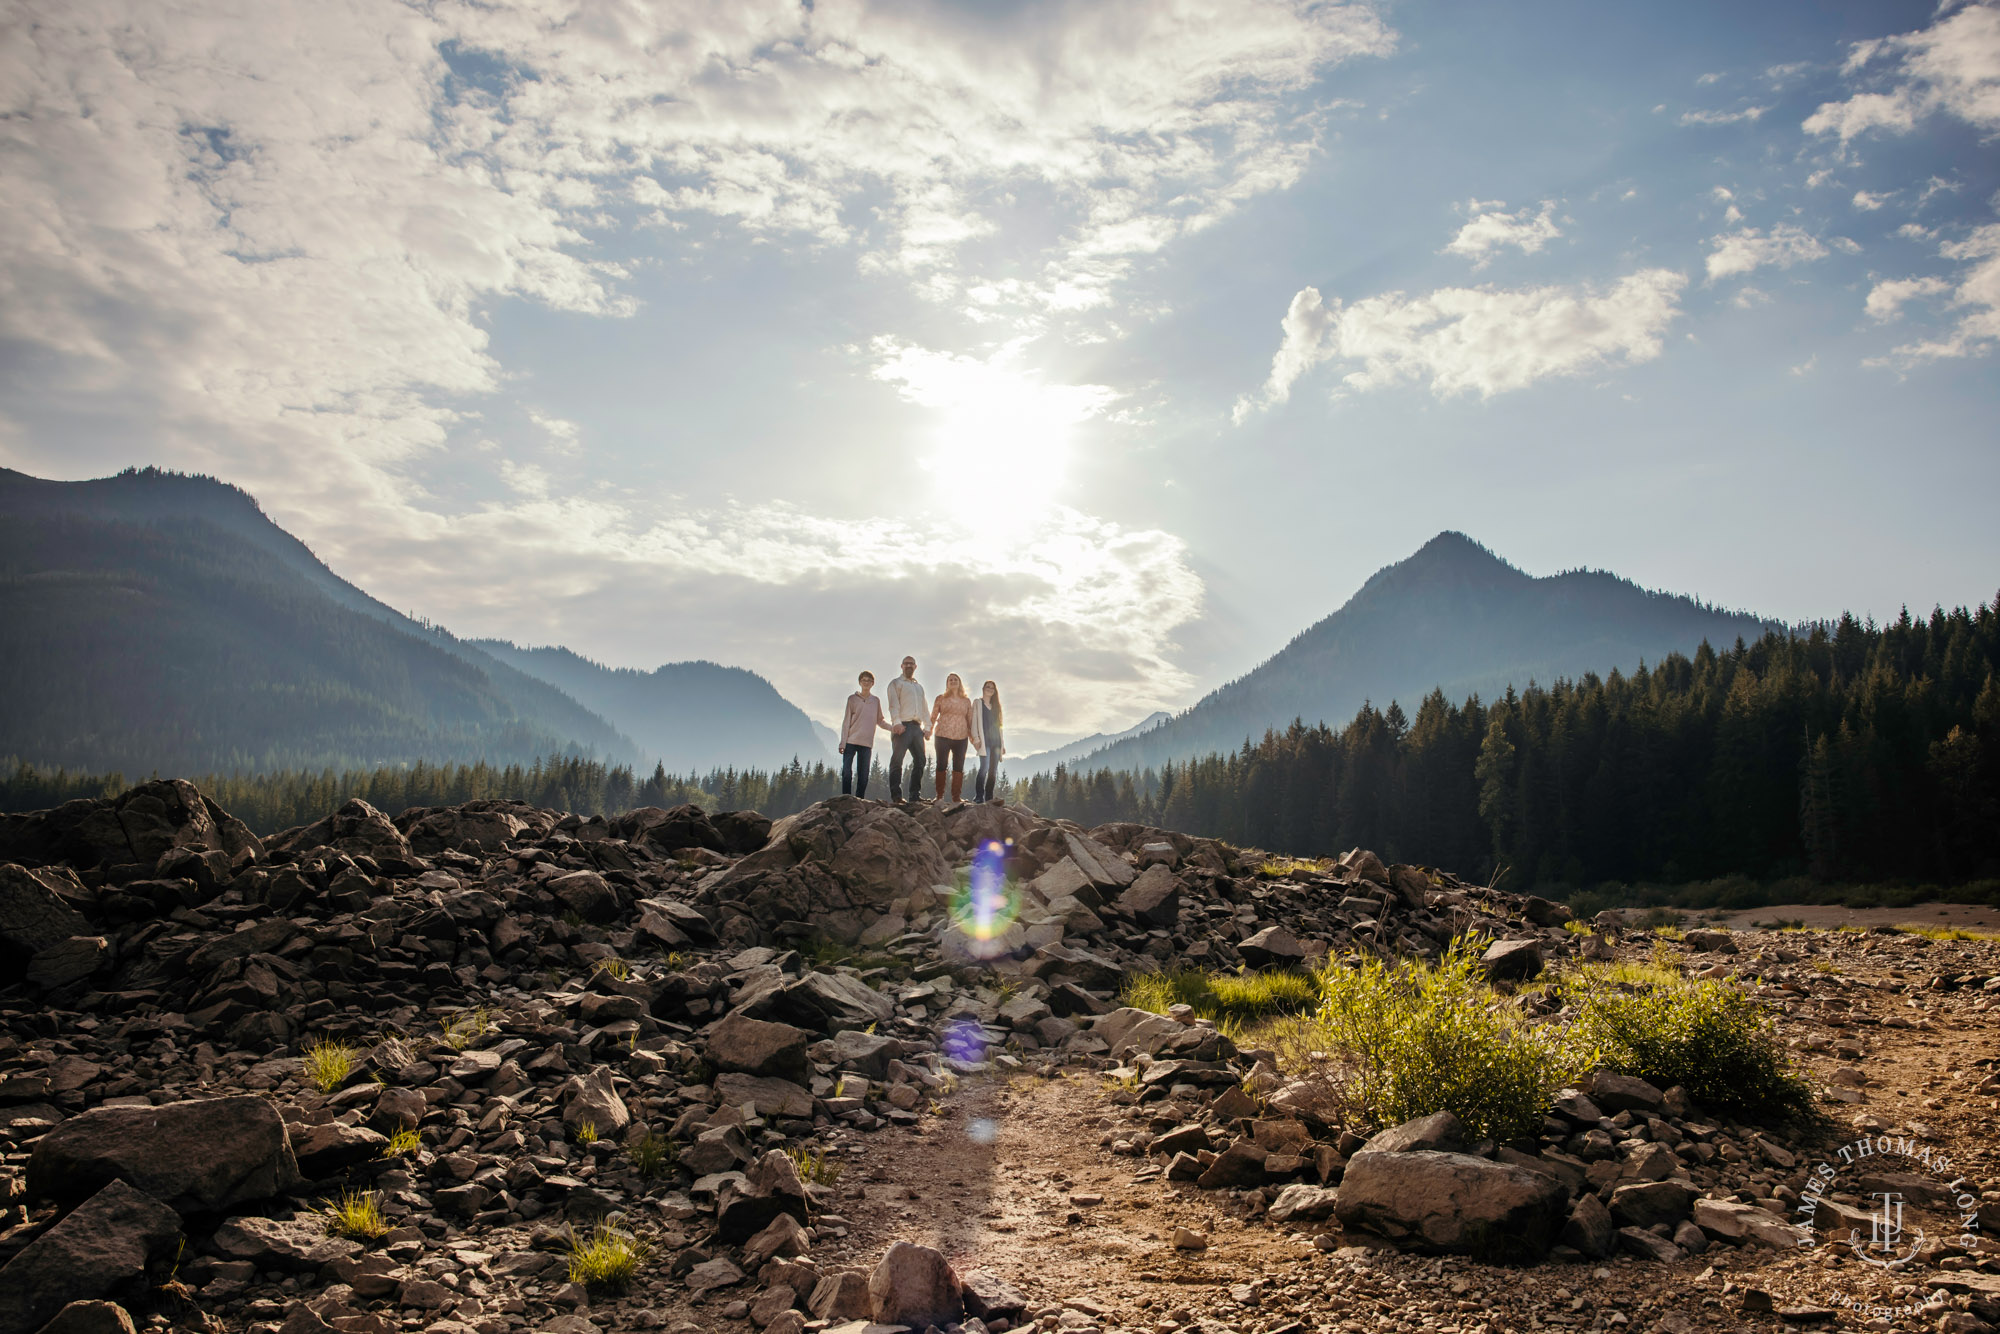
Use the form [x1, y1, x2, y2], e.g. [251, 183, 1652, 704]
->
[971, 679, 1005, 803]
[927, 672, 975, 803]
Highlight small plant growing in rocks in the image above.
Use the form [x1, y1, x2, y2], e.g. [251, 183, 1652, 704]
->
[439, 1007, 492, 1051]
[628, 1129, 676, 1180]
[566, 1221, 647, 1291]
[300, 1037, 357, 1093]
[572, 1118, 599, 1145]
[380, 1127, 422, 1158]
[1123, 967, 1320, 1026]
[786, 1144, 843, 1186]
[323, 1190, 390, 1240]
[591, 956, 630, 981]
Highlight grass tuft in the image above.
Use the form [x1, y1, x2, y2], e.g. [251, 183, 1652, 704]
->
[572, 1118, 599, 1145]
[785, 1144, 844, 1187]
[323, 1190, 390, 1240]
[629, 1129, 676, 1180]
[301, 1037, 358, 1093]
[567, 1221, 647, 1291]
[591, 956, 631, 981]
[1898, 923, 2000, 942]
[1122, 967, 1320, 1026]
[439, 1007, 492, 1051]
[380, 1127, 422, 1158]
[1255, 856, 1329, 880]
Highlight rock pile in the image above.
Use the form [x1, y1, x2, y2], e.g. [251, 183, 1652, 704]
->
[3, 780, 1989, 1333]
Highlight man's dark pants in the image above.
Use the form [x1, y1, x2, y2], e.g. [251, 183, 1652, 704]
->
[889, 725, 926, 801]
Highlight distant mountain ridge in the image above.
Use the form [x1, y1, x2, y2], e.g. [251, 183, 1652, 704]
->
[0, 466, 822, 776]
[1051, 531, 1777, 774]
[471, 641, 832, 773]
[1021, 711, 1172, 770]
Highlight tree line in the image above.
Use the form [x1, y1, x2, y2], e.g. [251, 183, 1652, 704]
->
[6, 603, 1996, 895]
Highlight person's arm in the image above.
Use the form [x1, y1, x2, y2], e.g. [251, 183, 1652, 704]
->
[841, 695, 858, 745]
[874, 698, 892, 733]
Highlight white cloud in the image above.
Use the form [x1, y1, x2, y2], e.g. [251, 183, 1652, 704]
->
[1679, 106, 1769, 126]
[1705, 224, 1832, 280]
[1866, 225, 2000, 362]
[1235, 269, 1685, 411]
[1852, 190, 1890, 211]
[1442, 200, 1561, 268]
[1865, 274, 1953, 320]
[1805, 2, 2000, 140]
[0, 0, 1396, 734]
[1732, 286, 1773, 309]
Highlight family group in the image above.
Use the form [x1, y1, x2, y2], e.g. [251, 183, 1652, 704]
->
[838, 656, 1005, 804]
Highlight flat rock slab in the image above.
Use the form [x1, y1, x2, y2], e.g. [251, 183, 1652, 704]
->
[0, 1181, 180, 1334]
[26, 1096, 301, 1213]
[1335, 1149, 1569, 1261]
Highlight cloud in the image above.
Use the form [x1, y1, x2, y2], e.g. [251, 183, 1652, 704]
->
[1236, 269, 1685, 411]
[1705, 224, 1832, 280]
[1442, 200, 1562, 268]
[1679, 106, 1770, 126]
[1852, 190, 1890, 211]
[1866, 224, 2000, 362]
[1805, 2, 2000, 140]
[0, 0, 1397, 734]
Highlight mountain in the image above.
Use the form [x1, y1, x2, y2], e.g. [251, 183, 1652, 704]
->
[1020, 711, 1172, 771]
[472, 641, 833, 773]
[1059, 531, 1777, 774]
[0, 466, 637, 774]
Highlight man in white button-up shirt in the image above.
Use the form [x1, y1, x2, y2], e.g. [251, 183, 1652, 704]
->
[884, 656, 929, 802]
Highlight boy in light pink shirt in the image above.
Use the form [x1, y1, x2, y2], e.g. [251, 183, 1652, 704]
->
[839, 671, 891, 798]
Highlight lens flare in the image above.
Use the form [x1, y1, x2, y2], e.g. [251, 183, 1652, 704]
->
[966, 1117, 999, 1145]
[943, 1019, 989, 1065]
[949, 839, 1018, 957]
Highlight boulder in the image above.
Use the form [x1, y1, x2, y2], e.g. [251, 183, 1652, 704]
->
[1365, 1111, 1468, 1155]
[611, 804, 725, 853]
[808, 1271, 872, 1321]
[737, 970, 894, 1035]
[0, 1181, 181, 1334]
[1341, 848, 1390, 886]
[399, 804, 527, 856]
[1609, 1180, 1697, 1230]
[716, 1150, 811, 1242]
[210, 1215, 359, 1271]
[1588, 1072, 1665, 1114]
[0, 865, 94, 964]
[547, 870, 619, 924]
[708, 1012, 813, 1083]
[1682, 928, 1736, 953]
[1238, 925, 1306, 970]
[712, 809, 774, 856]
[1692, 1198, 1807, 1249]
[868, 1241, 963, 1329]
[27, 1096, 301, 1213]
[266, 799, 412, 861]
[25, 935, 109, 989]
[1522, 896, 1573, 928]
[0, 780, 261, 873]
[1334, 1150, 1569, 1261]
[289, 1121, 391, 1178]
[1196, 1141, 1268, 1189]
[1118, 865, 1182, 928]
[560, 1067, 630, 1137]
[1560, 1192, 1615, 1258]
[35, 1301, 138, 1334]
[711, 800, 950, 939]
[1480, 937, 1543, 981]
[1267, 1183, 1341, 1223]
[712, 1073, 815, 1121]
[1092, 1007, 1186, 1060]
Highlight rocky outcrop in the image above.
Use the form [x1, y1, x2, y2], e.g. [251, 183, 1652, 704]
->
[0, 778, 261, 874]
[0, 1181, 181, 1334]
[1335, 1148, 1571, 1261]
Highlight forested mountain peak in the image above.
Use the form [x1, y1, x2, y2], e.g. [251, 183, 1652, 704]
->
[1031, 531, 1777, 775]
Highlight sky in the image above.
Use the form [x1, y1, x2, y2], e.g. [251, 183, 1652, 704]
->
[3, 0, 1997, 753]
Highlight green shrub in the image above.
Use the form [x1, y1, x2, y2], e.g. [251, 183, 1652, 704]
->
[1272, 941, 1582, 1142]
[629, 1130, 676, 1180]
[323, 1190, 390, 1240]
[1565, 967, 1820, 1127]
[785, 1144, 843, 1187]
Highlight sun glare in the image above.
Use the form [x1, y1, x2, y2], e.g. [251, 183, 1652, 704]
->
[872, 337, 1116, 511]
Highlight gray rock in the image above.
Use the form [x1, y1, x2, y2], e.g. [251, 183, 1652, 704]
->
[26, 1096, 300, 1213]
[1364, 1111, 1466, 1155]
[708, 1012, 813, 1083]
[560, 1067, 630, 1137]
[809, 1270, 873, 1321]
[548, 870, 619, 923]
[0, 864, 93, 962]
[1334, 1150, 1569, 1261]
[1238, 925, 1305, 970]
[713, 1073, 815, 1120]
[266, 798, 412, 861]
[1615, 1226, 1686, 1262]
[1480, 937, 1543, 981]
[1267, 1183, 1341, 1223]
[716, 1150, 810, 1242]
[868, 1241, 963, 1329]
[25, 936, 109, 989]
[0, 1181, 180, 1334]
[1117, 865, 1182, 928]
[1196, 1141, 1268, 1190]
[1609, 1180, 1697, 1230]
[1589, 1072, 1665, 1114]
[1560, 1192, 1615, 1258]
[34, 1300, 138, 1334]
[210, 1215, 359, 1271]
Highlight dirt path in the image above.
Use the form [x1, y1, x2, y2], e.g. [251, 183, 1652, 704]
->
[806, 1072, 1317, 1331]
